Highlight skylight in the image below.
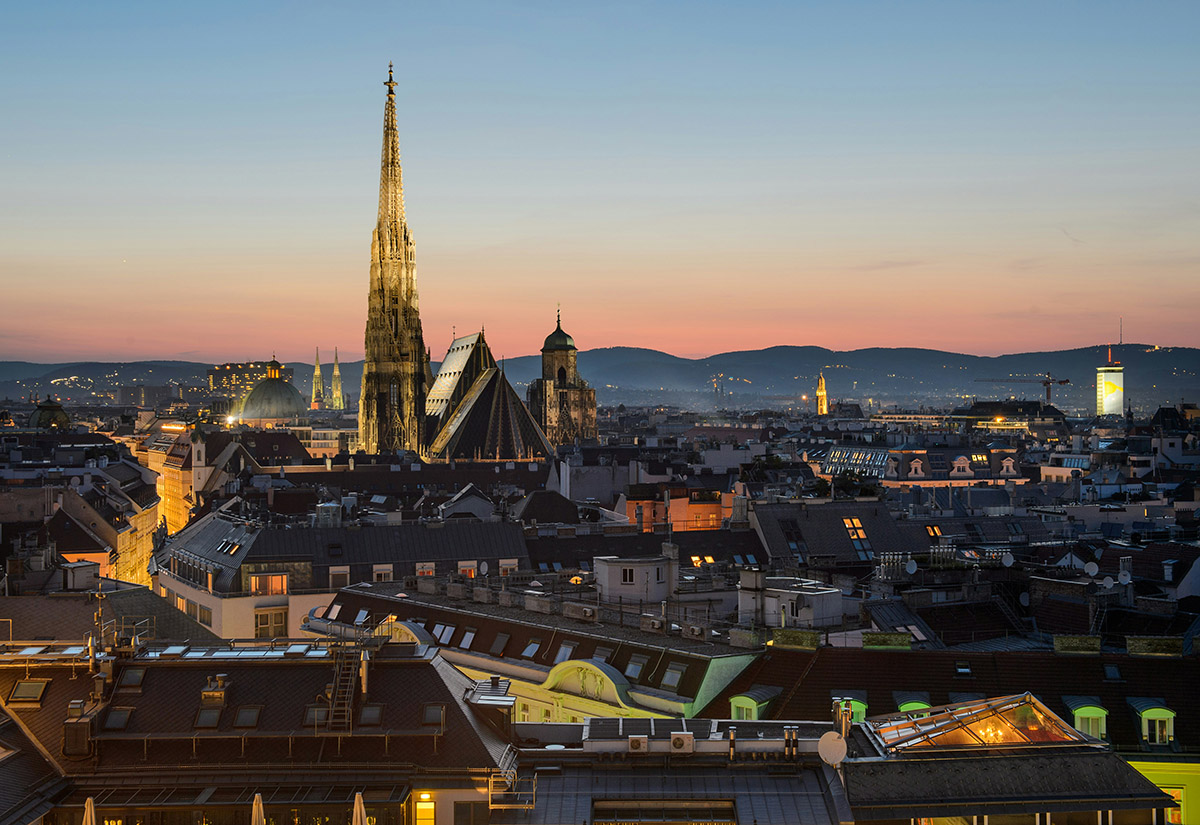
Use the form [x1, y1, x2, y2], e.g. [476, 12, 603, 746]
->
[521, 639, 542, 659]
[554, 641, 577, 664]
[104, 708, 132, 731]
[360, 704, 384, 726]
[118, 667, 146, 689]
[660, 662, 687, 691]
[304, 706, 329, 726]
[195, 707, 221, 729]
[867, 693, 1087, 753]
[625, 654, 649, 680]
[459, 628, 477, 649]
[422, 704, 445, 728]
[8, 680, 49, 704]
[489, 633, 510, 656]
[233, 706, 261, 728]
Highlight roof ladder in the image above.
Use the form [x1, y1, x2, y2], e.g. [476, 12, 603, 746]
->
[327, 644, 358, 732]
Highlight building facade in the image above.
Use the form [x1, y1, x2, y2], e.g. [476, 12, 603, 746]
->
[526, 313, 597, 447]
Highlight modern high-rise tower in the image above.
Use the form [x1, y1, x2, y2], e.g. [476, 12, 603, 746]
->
[359, 64, 431, 455]
[330, 348, 345, 411]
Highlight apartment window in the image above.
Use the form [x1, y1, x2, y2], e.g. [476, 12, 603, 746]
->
[541, 708, 552, 722]
[592, 646, 614, 663]
[1007, 522, 1025, 536]
[329, 566, 350, 589]
[431, 623, 455, 644]
[415, 801, 435, 825]
[422, 704, 445, 728]
[498, 558, 519, 576]
[655, 566, 664, 583]
[198, 605, 213, 627]
[621, 567, 634, 585]
[1149, 717, 1172, 745]
[926, 525, 942, 538]
[117, 668, 146, 689]
[1075, 712, 1106, 739]
[416, 562, 435, 577]
[625, 654, 649, 680]
[104, 708, 132, 731]
[955, 661, 972, 677]
[249, 574, 287, 595]
[457, 561, 477, 578]
[373, 564, 393, 582]
[186, 600, 198, 620]
[254, 609, 287, 639]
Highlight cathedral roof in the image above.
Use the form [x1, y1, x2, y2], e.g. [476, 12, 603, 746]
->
[428, 366, 553, 462]
[240, 376, 306, 421]
[542, 319, 575, 352]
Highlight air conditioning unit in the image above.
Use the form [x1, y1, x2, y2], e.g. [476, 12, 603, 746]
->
[683, 624, 706, 640]
[582, 606, 595, 618]
[650, 618, 664, 630]
[670, 732, 694, 754]
[627, 735, 648, 753]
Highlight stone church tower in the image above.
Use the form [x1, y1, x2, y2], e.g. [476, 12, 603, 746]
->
[359, 64, 431, 455]
[527, 312, 597, 446]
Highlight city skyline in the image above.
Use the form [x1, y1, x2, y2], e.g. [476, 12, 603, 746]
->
[3, 2, 1198, 363]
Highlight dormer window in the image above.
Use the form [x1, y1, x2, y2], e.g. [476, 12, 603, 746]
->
[909, 459, 925, 478]
[951, 457, 972, 475]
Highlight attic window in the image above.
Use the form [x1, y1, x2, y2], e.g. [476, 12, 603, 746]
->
[432, 623, 455, 644]
[593, 646, 614, 663]
[104, 707, 133, 731]
[233, 706, 261, 728]
[843, 518, 872, 558]
[459, 628, 477, 649]
[554, 641, 577, 664]
[1104, 664, 1122, 681]
[521, 638, 542, 659]
[955, 661, 972, 677]
[926, 525, 942, 537]
[422, 704, 445, 728]
[8, 679, 50, 704]
[625, 654, 649, 680]
[359, 704, 384, 726]
[118, 667, 146, 689]
[194, 707, 221, 729]
[489, 633, 510, 657]
[660, 662, 687, 691]
[1007, 522, 1025, 536]
[303, 705, 329, 727]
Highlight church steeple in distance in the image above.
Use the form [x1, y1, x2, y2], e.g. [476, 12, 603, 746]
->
[311, 347, 324, 407]
[359, 63, 429, 455]
[330, 347, 345, 411]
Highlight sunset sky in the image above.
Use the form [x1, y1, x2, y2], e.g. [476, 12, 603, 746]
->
[2, 2, 1198, 364]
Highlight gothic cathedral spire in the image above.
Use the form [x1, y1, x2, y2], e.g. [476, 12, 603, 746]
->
[311, 347, 324, 407]
[359, 63, 429, 455]
[330, 347, 345, 411]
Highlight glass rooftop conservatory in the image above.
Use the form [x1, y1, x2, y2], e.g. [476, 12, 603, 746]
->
[863, 692, 1091, 754]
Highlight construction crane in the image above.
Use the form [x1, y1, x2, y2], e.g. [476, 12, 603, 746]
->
[974, 372, 1070, 404]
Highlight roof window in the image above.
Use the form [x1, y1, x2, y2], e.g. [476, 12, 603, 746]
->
[359, 704, 384, 726]
[554, 641, 577, 664]
[489, 633, 510, 657]
[459, 627, 477, 650]
[625, 654, 649, 680]
[521, 638, 542, 659]
[233, 706, 261, 728]
[104, 707, 132, 731]
[660, 662, 687, 691]
[1104, 664, 1122, 681]
[422, 704, 445, 728]
[117, 667, 146, 689]
[194, 707, 221, 729]
[592, 646, 614, 663]
[8, 679, 50, 705]
[303, 705, 329, 727]
[955, 661, 972, 676]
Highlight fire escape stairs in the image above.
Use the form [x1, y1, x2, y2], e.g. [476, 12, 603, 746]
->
[327, 645, 358, 732]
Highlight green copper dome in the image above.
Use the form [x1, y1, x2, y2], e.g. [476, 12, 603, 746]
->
[240, 376, 306, 421]
[542, 320, 576, 352]
[29, 395, 71, 430]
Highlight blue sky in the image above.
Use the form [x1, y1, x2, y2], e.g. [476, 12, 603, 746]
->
[2, 1, 1198, 361]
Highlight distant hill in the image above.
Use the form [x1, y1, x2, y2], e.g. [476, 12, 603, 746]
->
[2, 344, 1197, 414]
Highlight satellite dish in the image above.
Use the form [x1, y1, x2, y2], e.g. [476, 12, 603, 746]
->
[1102, 576, 1115, 590]
[1019, 592, 1030, 607]
[818, 731, 847, 767]
[1001, 552, 1014, 568]
[479, 561, 489, 576]
[1118, 570, 1131, 586]
[1084, 561, 1099, 577]
[904, 559, 918, 576]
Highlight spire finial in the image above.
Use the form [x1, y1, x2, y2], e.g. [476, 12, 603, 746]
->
[385, 62, 396, 96]
[557, 303, 561, 327]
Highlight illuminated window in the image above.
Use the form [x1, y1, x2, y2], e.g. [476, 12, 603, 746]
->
[249, 574, 287, 595]
[690, 555, 703, 567]
[843, 518, 872, 559]
[457, 561, 477, 578]
[926, 525, 942, 537]
[416, 562, 435, 576]
[704, 555, 715, 564]
[415, 801, 435, 825]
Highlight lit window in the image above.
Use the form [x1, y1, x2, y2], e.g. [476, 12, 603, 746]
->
[194, 707, 221, 729]
[1075, 713, 1105, 739]
[415, 801, 435, 825]
[233, 706, 261, 728]
[955, 661, 972, 676]
[843, 518, 872, 558]
[457, 561, 477, 578]
[415, 562, 436, 577]
[926, 525, 942, 537]
[625, 654, 649, 680]
[249, 574, 287, 595]
[690, 555, 703, 567]
[359, 704, 384, 726]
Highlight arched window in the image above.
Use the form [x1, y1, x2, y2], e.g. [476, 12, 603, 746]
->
[557, 366, 567, 386]
[909, 459, 924, 478]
